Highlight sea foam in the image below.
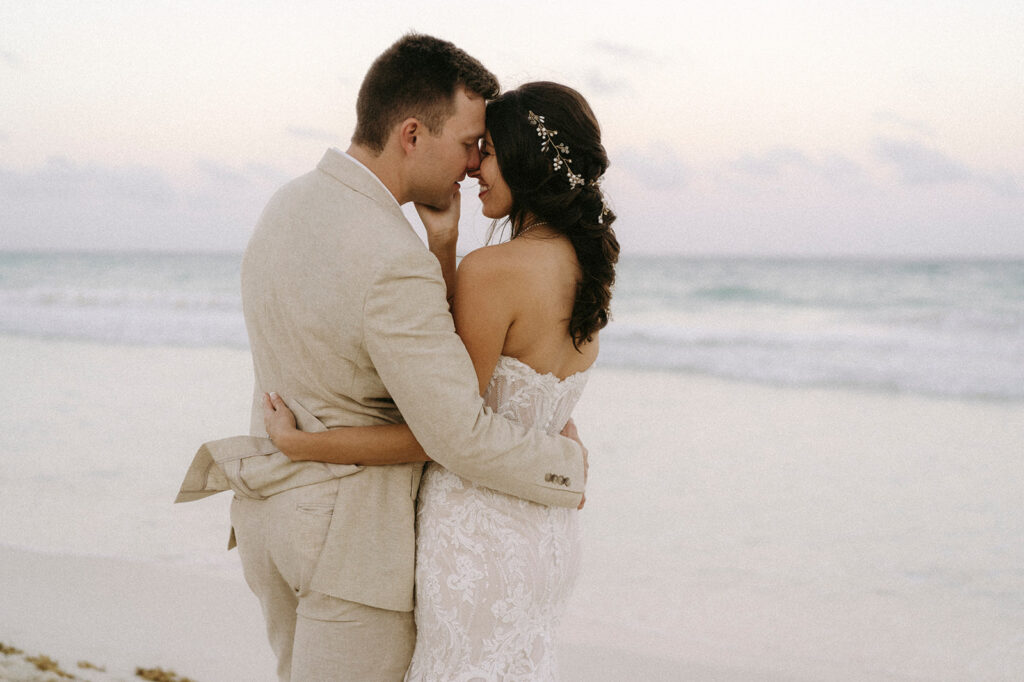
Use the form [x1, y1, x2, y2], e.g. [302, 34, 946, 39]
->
[2, 252, 1022, 400]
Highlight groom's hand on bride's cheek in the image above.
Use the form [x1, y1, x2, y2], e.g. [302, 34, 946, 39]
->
[415, 188, 461, 242]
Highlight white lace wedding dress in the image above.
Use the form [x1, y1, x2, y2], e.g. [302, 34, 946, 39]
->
[405, 355, 589, 682]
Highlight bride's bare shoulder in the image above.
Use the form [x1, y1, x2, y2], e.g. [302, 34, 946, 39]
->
[456, 242, 519, 281]
[463, 236, 572, 274]
[457, 239, 544, 283]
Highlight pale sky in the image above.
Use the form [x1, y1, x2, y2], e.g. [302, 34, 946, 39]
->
[2, 0, 1022, 256]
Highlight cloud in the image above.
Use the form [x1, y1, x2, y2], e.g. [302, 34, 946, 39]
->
[613, 146, 688, 191]
[0, 157, 176, 203]
[872, 110, 934, 138]
[872, 137, 1020, 196]
[723, 140, 1018, 200]
[978, 174, 1023, 197]
[0, 157, 280, 252]
[588, 40, 658, 64]
[195, 158, 250, 185]
[731, 148, 812, 176]
[611, 145, 1024, 257]
[729, 147, 863, 184]
[581, 40, 669, 99]
[1, 48, 21, 69]
[585, 69, 632, 96]
[872, 137, 969, 184]
[286, 126, 338, 143]
[242, 162, 292, 185]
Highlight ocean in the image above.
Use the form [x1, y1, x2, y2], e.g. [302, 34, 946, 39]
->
[2, 250, 1022, 401]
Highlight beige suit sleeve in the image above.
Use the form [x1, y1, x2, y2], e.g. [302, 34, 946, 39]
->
[363, 250, 585, 509]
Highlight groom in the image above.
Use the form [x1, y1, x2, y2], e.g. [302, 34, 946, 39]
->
[176, 34, 587, 681]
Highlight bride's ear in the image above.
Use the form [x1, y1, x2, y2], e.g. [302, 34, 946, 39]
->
[398, 118, 420, 154]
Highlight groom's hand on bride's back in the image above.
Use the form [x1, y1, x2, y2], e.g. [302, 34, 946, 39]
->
[560, 418, 588, 510]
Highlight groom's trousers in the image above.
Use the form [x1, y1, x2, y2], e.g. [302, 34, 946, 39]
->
[230, 478, 415, 681]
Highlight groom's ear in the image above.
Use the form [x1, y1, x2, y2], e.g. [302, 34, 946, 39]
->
[398, 118, 420, 153]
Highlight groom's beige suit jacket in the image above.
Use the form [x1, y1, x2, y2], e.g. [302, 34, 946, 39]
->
[177, 149, 584, 613]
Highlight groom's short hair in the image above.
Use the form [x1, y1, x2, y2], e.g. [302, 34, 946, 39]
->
[352, 33, 499, 153]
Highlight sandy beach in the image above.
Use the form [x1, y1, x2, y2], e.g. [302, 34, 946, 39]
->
[2, 334, 1023, 680]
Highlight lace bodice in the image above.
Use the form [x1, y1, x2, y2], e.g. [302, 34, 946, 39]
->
[482, 355, 590, 435]
[405, 356, 590, 682]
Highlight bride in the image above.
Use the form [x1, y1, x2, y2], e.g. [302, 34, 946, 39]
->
[264, 81, 619, 680]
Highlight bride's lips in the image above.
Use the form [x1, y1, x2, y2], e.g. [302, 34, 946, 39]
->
[478, 183, 490, 200]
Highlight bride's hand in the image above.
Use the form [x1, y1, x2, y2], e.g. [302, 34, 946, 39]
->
[415, 184, 461, 246]
[561, 418, 588, 510]
[263, 392, 299, 456]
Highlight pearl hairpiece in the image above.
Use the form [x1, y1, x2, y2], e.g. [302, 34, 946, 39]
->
[527, 109, 612, 224]
[528, 110, 584, 189]
[592, 176, 612, 224]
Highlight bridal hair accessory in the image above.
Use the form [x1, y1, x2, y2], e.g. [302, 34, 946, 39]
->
[527, 110, 612, 224]
[528, 110, 584, 189]
[591, 176, 612, 225]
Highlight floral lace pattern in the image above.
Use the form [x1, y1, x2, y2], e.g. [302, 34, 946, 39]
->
[405, 356, 589, 681]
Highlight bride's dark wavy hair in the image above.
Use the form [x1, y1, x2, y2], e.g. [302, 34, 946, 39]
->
[486, 81, 619, 350]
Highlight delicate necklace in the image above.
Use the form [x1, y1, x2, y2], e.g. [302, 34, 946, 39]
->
[516, 220, 549, 237]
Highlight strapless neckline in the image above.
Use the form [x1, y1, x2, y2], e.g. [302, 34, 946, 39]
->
[495, 354, 592, 386]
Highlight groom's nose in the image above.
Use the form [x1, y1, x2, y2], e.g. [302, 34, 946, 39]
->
[465, 144, 481, 173]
